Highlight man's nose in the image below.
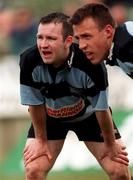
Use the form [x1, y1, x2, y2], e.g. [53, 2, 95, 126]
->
[79, 40, 86, 50]
[40, 39, 49, 48]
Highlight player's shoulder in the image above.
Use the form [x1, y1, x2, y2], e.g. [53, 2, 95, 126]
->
[72, 43, 87, 60]
[20, 45, 42, 68]
[113, 21, 133, 61]
[20, 45, 40, 59]
[72, 43, 92, 67]
[115, 21, 133, 39]
[124, 21, 133, 36]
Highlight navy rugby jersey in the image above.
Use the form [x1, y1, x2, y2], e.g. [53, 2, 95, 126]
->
[107, 21, 133, 78]
[20, 43, 109, 122]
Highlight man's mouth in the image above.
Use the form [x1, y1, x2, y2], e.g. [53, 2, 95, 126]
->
[85, 52, 94, 60]
[42, 51, 52, 58]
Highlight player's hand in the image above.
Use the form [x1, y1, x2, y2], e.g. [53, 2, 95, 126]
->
[101, 142, 129, 166]
[23, 138, 52, 166]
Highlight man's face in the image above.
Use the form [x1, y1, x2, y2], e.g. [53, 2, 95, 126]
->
[73, 17, 113, 64]
[37, 23, 71, 67]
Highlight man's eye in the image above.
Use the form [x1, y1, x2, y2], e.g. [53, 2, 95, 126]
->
[48, 37, 57, 40]
[83, 35, 91, 39]
[37, 35, 42, 39]
[74, 37, 79, 43]
[75, 36, 79, 40]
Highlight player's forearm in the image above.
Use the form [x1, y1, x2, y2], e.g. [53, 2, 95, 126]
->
[95, 109, 115, 145]
[28, 105, 47, 140]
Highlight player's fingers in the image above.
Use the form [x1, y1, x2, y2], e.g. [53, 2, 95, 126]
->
[23, 146, 29, 154]
[47, 151, 52, 161]
[24, 154, 39, 166]
[24, 152, 32, 162]
[118, 155, 129, 163]
[121, 145, 126, 150]
[113, 156, 129, 166]
[23, 149, 31, 157]
[24, 153, 51, 167]
[121, 150, 128, 156]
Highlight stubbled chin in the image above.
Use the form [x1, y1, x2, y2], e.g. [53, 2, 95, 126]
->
[87, 58, 98, 64]
[43, 59, 52, 64]
[90, 61, 98, 65]
[41, 56, 51, 64]
[86, 55, 100, 65]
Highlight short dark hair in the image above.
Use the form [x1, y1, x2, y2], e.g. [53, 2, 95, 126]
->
[39, 12, 73, 41]
[70, 3, 116, 29]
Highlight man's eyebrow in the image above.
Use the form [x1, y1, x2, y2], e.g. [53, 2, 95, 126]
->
[36, 33, 41, 37]
[74, 35, 79, 39]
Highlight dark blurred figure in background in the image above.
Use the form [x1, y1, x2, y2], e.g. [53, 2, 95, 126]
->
[81, 0, 129, 26]
[81, 0, 130, 26]
[0, 8, 14, 57]
[104, 1, 128, 25]
[81, 0, 103, 4]
[104, 0, 133, 7]
[109, 3, 128, 25]
[63, 0, 104, 17]
[10, 8, 37, 55]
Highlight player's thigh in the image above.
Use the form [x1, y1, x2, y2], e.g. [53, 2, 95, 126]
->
[25, 138, 65, 172]
[84, 139, 128, 174]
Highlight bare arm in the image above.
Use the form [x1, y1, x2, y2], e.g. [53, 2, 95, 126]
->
[28, 105, 47, 140]
[95, 109, 115, 146]
[24, 105, 52, 165]
[95, 109, 129, 165]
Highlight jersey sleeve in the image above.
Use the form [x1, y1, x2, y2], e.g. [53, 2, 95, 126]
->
[112, 21, 133, 63]
[20, 49, 45, 106]
[87, 63, 109, 111]
[107, 21, 133, 78]
[90, 88, 109, 111]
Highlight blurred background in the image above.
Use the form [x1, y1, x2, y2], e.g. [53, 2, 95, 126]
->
[0, 0, 133, 179]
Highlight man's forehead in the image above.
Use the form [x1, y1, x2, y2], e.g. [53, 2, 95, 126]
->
[37, 22, 63, 33]
[73, 23, 98, 36]
[39, 22, 62, 28]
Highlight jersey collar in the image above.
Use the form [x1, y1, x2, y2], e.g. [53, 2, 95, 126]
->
[107, 42, 114, 61]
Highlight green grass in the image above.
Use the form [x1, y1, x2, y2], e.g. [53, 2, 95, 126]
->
[1, 168, 133, 180]
[48, 170, 108, 180]
[0, 176, 24, 180]
[0, 170, 108, 180]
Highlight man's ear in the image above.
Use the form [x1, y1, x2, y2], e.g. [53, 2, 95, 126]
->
[64, 35, 73, 48]
[104, 24, 115, 39]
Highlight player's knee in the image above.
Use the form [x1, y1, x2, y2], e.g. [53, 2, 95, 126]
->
[25, 162, 50, 179]
[109, 165, 129, 179]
